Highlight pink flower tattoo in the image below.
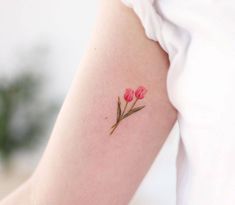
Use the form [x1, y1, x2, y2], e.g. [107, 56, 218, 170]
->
[110, 86, 147, 135]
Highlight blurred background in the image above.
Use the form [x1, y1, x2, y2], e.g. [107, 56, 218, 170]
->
[0, 0, 180, 204]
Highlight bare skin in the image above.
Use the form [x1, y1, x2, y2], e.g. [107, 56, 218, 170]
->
[0, 0, 177, 204]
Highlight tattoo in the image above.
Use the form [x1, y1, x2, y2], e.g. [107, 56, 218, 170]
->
[109, 86, 147, 135]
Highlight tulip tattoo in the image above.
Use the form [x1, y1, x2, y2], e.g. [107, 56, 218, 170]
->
[110, 86, 147, 135]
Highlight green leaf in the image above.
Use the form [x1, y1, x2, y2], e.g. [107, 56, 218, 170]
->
[123, 105, 145, 119]
[116, 96, 121, 122]
[111, 123, 117, 128]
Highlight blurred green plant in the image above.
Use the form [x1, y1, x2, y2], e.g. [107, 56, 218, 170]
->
[0, 71, 57, 168]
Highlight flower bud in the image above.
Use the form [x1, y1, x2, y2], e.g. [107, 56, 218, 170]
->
[135, 86, 147, 99]
[124, 88, 134, 102]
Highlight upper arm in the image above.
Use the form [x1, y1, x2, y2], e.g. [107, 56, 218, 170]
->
[31, 0, 178, 204]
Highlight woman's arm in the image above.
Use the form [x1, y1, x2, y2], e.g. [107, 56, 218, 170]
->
[1, 0, 177, 204]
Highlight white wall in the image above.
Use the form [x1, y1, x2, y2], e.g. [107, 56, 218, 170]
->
[0, 0, 179, 204]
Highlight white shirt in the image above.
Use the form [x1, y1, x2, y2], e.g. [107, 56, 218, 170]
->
[121, 0, 235, 204]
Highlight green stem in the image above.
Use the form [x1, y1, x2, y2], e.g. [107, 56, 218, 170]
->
[110, 99, 139, 135]
[129, 98, 138, 111]
[121, 101, 128, 118]
[110, 121, 120, 135]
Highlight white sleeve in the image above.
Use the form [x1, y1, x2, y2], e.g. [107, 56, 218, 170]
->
[121, 0, 165, 44]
